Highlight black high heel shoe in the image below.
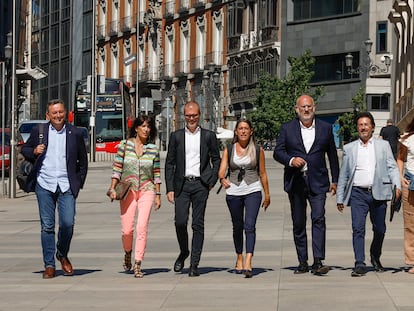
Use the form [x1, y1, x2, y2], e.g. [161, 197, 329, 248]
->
[234, 266, 243, 274]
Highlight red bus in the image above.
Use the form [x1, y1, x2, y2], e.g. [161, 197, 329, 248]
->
[73, 78, 132, 153]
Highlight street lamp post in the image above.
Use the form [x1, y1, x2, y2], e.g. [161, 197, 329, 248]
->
[10, 0, 18, 198]
[345, 39, 393, 75]
[161, 79, 174, 151]
[1, 61, 6, 196]
[203, 63, 221, 131]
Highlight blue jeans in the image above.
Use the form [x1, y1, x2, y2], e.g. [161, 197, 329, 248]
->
[35, 184, 76, 268]
[350, 187, 387, 266]
[226, 191, 262, 254]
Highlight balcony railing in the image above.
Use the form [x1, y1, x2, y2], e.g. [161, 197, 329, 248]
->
[175, 60, 189, 75]
[162, 64, 174, 78]
[109, 20, 119, 36]
[261, 26, 278, 43]
[240, 34, 249, 51]
[97, 24, 106, 40]
[228, 36, 240, 52]
[178, 0, 190, 13]
[194, 0, 206, 8]
[138, 68, 148, 81]
[191, 56, 205, 72]
[165, 1, 175, 18]
[139, 11, 146, 25]
[205, 51, 222, 67]
[122, 16, 132, 32]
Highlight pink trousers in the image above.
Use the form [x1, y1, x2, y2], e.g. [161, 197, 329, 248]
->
[120, 189, 155, 261]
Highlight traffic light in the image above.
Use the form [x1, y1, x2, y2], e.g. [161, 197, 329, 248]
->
[17, 79, 27, 100]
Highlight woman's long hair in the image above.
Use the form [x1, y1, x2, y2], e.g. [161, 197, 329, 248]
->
[128, 113, 157, 143]
[231, 118, 256, 163]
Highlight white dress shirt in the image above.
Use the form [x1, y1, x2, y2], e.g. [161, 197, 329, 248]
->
[353, 138, 376, 188]
[185, 126, 201, 177]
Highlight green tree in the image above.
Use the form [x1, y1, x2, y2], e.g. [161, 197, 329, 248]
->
[248, 49, 324, 143]
[337, 87, 366, 143]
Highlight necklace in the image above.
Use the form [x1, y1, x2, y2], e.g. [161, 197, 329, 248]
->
[135, 139, 144, 157]
[236, 142, 248, 155]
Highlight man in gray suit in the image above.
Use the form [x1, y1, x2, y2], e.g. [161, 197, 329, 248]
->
[165, 101, 221, 277]
[337, 112, 401, 277]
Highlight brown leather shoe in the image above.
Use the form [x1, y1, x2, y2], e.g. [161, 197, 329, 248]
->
[56, 254, 73, 276]
[42, 267, 56, 279]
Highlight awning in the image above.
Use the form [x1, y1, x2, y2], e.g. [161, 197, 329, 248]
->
[216, 127, 234, 140]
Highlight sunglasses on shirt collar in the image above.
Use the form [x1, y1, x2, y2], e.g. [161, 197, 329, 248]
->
[238, 167, 246, 182]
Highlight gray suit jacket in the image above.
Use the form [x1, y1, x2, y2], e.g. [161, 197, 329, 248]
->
[336, 138, 401, 206]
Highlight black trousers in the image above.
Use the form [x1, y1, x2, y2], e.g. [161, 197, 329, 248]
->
[174, 180, 209, 265]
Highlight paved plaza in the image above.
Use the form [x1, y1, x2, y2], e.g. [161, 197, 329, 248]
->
[1, 152, 414, 311]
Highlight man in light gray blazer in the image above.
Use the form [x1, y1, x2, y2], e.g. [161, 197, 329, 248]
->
[337, 112, 401, 277]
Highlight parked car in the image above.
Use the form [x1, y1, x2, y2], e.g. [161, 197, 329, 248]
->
[18, 120, 49, 143]
[0, 128, 24, 175]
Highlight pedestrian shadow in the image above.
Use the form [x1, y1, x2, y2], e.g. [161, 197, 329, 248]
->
[283, 265, 407, 274]
[332, 265, 406, 274]
[34, 269, 101, 277]
[173, 266, 228, 276]
[227, 267, 274, 276]
[139, 268, 170, 276]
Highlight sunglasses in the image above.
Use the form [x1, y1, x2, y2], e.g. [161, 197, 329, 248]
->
[238, 167, 246, 182]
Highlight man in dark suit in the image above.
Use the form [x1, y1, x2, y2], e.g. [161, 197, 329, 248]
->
[274, 94, 339, 275]
[165, 101, 221, 277]
[22, 99, 88, 279]
[379, 119, 400, 160]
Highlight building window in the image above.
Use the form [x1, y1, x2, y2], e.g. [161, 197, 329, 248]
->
[83, 0, 93, 12]
[227, 1, 244, 51]
[377, 22, 387, 53]
[51, 25, 59, 61]
[367, 94, 390, 111]
[260, 0, 277, 27]
[61, 21, 70, 57]
[311, 53, 359, 83]
[293, 0, 359, 21]
[83, 12, 93, 51]
[82, 51, 92, 78]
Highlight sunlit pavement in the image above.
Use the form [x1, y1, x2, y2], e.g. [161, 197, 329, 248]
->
[0, 151, 413, 311]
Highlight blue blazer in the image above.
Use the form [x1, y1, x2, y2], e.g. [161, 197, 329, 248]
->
[273, 118, 339, 194]
[21, 122, 88, 198]
[165, 127, 221, 196]
[336, 138, 401, 206]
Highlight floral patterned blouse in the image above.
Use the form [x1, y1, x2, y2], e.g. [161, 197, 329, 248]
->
[111, 139, 161, 191]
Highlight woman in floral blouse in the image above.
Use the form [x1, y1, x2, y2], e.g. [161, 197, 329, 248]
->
[108, 113, 161, 278]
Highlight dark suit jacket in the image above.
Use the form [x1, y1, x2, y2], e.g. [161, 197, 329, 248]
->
[21, 122, 88, 198]
[273, 118, 339, 194]
[165, 127, 221, 196]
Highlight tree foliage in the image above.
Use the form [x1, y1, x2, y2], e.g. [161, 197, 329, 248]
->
[337, 87, 367, 143]
[248, 49, 324, 143]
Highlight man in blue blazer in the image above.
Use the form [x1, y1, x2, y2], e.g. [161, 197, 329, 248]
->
[274, 95, 339, 275]
[337, 112, 401, 276]
[22, 99, 88, 279]
[165, 101, 221, 277]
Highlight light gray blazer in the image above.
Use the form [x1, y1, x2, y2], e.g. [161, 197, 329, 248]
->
[336, 138, 401, 206]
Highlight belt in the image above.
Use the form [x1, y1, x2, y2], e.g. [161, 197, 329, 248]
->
[184, 176, 201, 182]
[354, 186, 372, 192]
